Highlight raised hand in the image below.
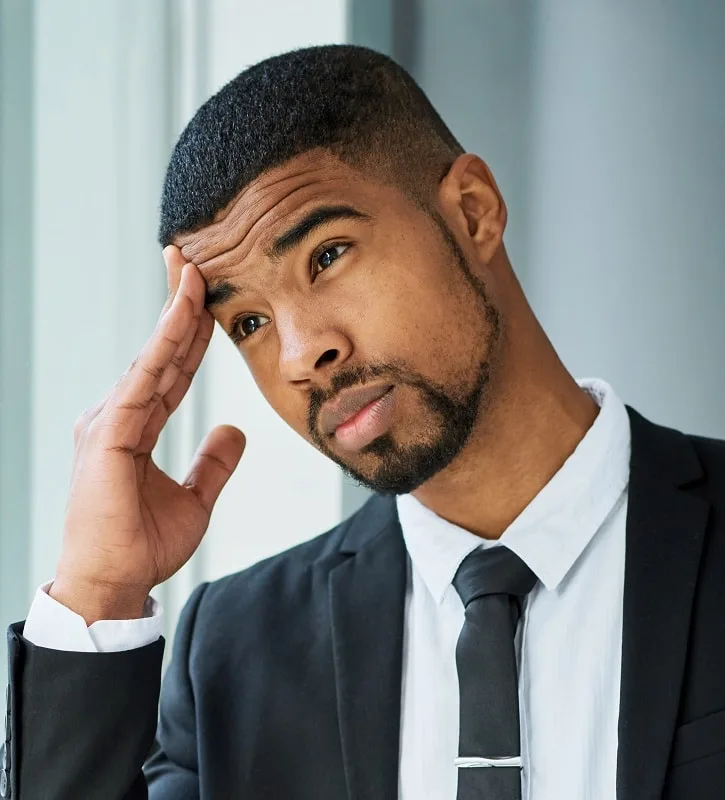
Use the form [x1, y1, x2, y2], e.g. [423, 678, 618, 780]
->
[51, 246, 246, 624]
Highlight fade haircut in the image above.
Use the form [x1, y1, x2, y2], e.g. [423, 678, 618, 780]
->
[158, 44, 464, 246]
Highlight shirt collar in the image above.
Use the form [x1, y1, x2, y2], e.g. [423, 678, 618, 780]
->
[396, 377, 632, 603]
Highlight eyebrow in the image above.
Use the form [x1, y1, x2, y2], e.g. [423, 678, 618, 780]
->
[205, 280, 240, 309]
[204, 204, 372, 310]
[267, 204, 372, 260]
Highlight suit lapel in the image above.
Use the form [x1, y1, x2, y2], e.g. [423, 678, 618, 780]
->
[329, 494, 407, 800]
[617, 407, 710, 800]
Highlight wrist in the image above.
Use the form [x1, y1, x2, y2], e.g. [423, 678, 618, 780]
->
[49, 575, 150, 626]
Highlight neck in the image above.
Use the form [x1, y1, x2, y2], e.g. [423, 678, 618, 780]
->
[411, 291, 600, 539]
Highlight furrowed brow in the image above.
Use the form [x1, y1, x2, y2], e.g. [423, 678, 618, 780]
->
[204, 280, 240, 309]
[202, 205, 371, 308]
[267, 205, 371, 260]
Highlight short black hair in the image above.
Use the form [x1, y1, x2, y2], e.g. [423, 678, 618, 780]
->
[158, 44, 464, 247]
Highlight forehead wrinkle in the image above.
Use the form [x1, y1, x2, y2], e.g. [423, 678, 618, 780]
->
[186, 176, 346, 283]
[178, 165, 336, 266]
[191, 186, 318, 284]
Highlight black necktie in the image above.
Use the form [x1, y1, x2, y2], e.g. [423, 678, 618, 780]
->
[452, 546, 538, 800]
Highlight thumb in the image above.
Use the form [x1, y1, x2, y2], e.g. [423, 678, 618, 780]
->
[183, 425, 246, 515]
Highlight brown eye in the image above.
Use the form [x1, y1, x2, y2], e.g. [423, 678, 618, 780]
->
[313, 244, 349, 276]
[234, 314, 270, 342]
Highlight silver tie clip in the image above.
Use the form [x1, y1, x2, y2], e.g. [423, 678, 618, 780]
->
[455, 756, 522, 769]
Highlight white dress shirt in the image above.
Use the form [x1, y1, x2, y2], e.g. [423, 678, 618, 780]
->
[397, 377, 631, 799]
[23, 377, 632, 800]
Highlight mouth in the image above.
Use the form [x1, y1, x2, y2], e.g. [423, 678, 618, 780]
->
[332, 386, 397, 453]
[319, 383, 392, 433]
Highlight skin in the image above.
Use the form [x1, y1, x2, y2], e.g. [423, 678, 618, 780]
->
[172, 149, 599, 538]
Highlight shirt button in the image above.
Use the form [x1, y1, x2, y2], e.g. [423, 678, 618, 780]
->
[0, 767, 9, 798]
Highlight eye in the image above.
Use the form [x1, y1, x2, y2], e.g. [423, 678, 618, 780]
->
[232, 314, 270, 344]
[312, 243, 349, 278]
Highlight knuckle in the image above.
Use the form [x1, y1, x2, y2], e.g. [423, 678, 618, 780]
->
[87, 417, 133, 451]
[117, 397, 151, 412]
[161, 333, 183, 349]
[84, 414, 104, 438]
[73, 408, 95, 437]
[141, 363, 165, 380]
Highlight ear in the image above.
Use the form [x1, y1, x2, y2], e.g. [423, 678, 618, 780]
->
[438, 154, 507, 263]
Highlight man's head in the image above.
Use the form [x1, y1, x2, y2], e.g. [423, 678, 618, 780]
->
[160, 44, 513, 495]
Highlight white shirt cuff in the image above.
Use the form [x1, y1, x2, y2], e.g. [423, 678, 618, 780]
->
[22, 581, 163, 653]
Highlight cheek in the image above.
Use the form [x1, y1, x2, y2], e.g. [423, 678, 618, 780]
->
[352, 254, 471, 357]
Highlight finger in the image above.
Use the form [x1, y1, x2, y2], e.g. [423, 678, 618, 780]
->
[183, 425, 246, 515]
[97, 263, 203, 446]
[156, 304, 201, 397]
[161, 245, 186, 313]
[160, 309, 214, 416]
[163, 243, 185, 272]
[137, 310, 215, 454]
[155, 254, 206, 396]
[73, 399, 107, 446]
[75, 311, 192, 449]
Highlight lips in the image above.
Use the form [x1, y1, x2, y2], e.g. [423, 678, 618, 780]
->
[319, 384, 394, 435]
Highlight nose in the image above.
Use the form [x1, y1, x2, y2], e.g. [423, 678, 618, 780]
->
[276, 308, 353, 385]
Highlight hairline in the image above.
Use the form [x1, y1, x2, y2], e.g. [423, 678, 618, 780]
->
[164, 145, 461, 248]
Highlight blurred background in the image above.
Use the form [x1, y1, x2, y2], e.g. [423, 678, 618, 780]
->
[1, 0, 724, 685]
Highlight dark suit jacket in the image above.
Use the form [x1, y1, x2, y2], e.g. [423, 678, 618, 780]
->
[4, 406, 725, 799]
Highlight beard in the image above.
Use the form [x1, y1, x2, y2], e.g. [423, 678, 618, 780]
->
[307, 212, 500, 496]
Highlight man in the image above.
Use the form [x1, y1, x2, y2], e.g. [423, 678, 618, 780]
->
[4, 44, 725, 799]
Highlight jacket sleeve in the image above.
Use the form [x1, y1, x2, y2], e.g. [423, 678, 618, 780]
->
[4, 582, 209, 799]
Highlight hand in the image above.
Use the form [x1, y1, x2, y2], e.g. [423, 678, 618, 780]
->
[51, 246, 246, 624]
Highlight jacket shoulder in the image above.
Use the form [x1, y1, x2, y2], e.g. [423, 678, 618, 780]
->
[686, 430, 725, 502]
[627, 405, 725, 494]
[687, 429, 725, 465]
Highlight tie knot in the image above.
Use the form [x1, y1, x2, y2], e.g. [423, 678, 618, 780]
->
[452, 546, 538, 608]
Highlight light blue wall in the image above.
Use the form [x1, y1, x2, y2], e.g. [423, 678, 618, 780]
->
[0, 0, 34, 689]
[28, 0, 171, 593]
[525, 2, 725, 437]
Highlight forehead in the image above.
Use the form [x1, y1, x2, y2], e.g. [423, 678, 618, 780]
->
[173, 151, 392, 277]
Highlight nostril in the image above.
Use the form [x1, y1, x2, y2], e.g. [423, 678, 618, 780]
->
[316, 349, 338, 368]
